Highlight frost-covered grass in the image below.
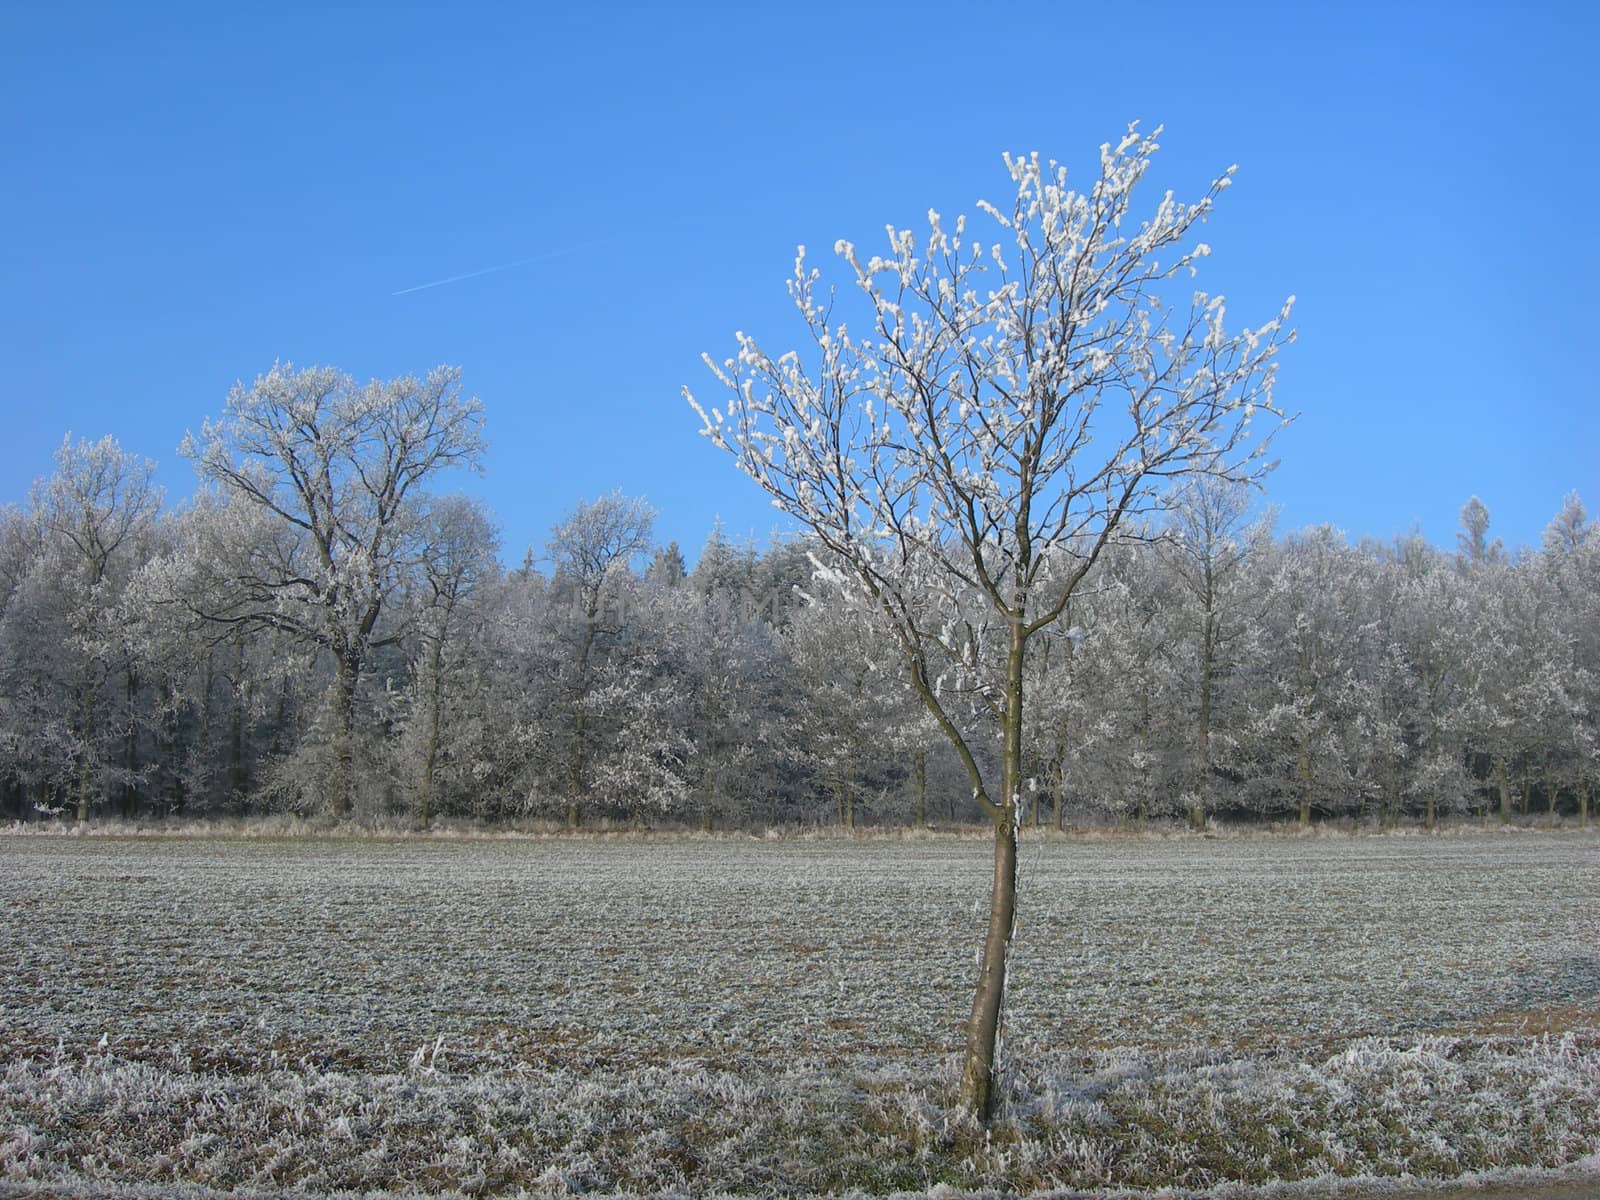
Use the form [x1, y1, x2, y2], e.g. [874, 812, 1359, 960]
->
[1, 832, 1597, 1197]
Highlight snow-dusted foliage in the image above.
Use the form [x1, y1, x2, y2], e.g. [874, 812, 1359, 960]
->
[2, 832, 1597, 1195]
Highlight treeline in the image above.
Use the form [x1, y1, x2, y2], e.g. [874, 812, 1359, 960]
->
[1, 372, 1595, 830]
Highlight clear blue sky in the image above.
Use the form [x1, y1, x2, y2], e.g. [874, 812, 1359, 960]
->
[4, 1, 1595, 564]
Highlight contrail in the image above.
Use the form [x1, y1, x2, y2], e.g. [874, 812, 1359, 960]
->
[391, 239, 613, 297]
[391, 257, 534, 296]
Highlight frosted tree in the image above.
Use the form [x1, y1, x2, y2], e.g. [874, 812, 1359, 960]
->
[690, 520, 741, 598]
[545, 491, 655, 827]
[645, 541, 689, 589]
[1353, 541, 1425, 829]
[688, 125, 1293, 1117]
[13, 436, 164, 822]
[1243, 528, 1387, 826]
[0, 505, 39, 817]
[1453, 500, 1533, 821]
[1540, 494, 1597, 822]
[180, 364, 485, 816]
[1080, 542, 1190, 824]
[1456, 495, 1506, 568]
[1389, 537, 1474, 827]
[1020, 603, 1089, 830]
[1542, 491, 1591, 560]
[671, 586, 785, 829]
[404, 495, 499, 830]
[576, 578, 699, 824]
[1467, 550, 1583, 822]
[1161, 476, 1267, 828]
[408, 567, 551, 823]
[128, 489, 322, 814]
[783, 588, 913, 829]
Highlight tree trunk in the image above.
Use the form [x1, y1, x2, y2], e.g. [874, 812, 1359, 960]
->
[1297, 727, 1312, 828]
[1424, 717, 1438, 831]
[914, 748, 926, 829]
[331, 652, 359, 819]
[1052, 755, 1065, 832]
[959, 623, 1024, 1122]
[76, 680, 98, 825]
[567, 606, 600, 832]
[701, 763, 715, 832]
[961, 812, 1017, 1122]
[1380, 757, 1399, 832]
[229, 637, 246, 802]
[228, 695, 245, 804]
[567, 714, 586, 829]
[1495, 757, 1512, 824]
[122, 665, 139, 819]
[1138, 683, 1152, 829]
[420, 638, 443, 832]
[192, 655, 213, 814]
[273, 670, 290, 754]
[1194, 605, 1213, 832]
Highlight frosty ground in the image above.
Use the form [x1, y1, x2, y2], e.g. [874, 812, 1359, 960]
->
[1, 829, 1597, 1199]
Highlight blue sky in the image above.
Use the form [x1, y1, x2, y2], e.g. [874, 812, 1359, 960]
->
[3, 1, 1595, 564]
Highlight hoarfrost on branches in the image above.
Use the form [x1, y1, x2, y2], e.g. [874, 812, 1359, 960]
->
[171, 363, 485, 816]
[688, 122, 1295, 1118]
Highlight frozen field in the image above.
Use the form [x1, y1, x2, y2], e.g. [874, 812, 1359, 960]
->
[1, 829, 1598, 1198]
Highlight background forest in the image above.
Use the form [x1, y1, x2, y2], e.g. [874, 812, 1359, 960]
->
[2, 378, 1595, 833]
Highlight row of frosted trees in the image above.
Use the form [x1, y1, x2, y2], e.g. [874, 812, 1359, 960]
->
[1036, 489, 1598, 830]
[0, 400, 1594, 830]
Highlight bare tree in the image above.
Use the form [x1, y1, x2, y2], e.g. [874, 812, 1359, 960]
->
[688, 125, 1293, 1118]
[180, 364, 485, 816]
